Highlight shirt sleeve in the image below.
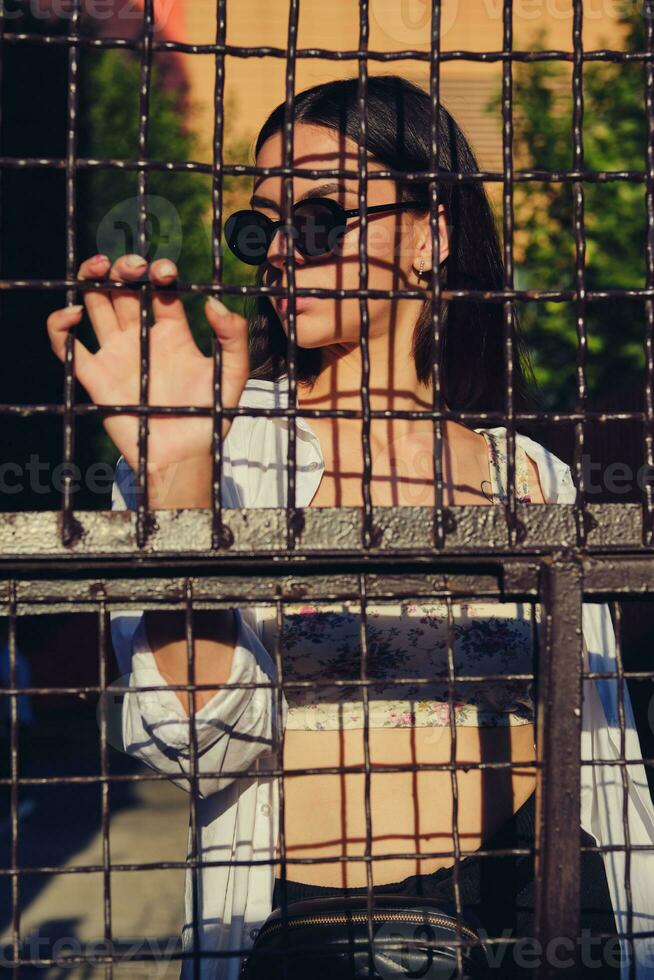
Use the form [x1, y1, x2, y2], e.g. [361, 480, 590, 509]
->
[108, 450, 283, 801]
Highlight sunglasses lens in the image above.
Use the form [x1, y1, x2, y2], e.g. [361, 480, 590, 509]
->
[224, 211, 273, 265]
[293, 201, 344, 258]
[225, 201, 346, 265]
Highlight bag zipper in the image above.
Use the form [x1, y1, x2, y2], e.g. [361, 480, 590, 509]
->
[257, 910, 480, 943]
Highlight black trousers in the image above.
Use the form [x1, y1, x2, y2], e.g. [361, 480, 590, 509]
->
[272, 790, 622, 978]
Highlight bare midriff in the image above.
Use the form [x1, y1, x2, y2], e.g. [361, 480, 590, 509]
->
[274, 417, 539, 888]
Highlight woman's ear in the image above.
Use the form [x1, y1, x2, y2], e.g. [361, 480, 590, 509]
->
[414, 204, 450, 273]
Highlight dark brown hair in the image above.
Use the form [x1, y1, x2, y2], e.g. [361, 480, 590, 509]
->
[245, 73, 540, 414]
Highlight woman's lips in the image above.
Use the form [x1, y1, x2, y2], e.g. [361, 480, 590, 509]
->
[277, 296, 315, 316]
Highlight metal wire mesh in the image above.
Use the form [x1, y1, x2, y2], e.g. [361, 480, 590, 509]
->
[1, 1, 654, 978]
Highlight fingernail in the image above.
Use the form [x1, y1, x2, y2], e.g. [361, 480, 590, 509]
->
[157, 261, 176, 278]
[92, 254, 109, 264]
[124, 254, 147, 268]
[208, 296, 229, 315]
[67, 304, 84, 315]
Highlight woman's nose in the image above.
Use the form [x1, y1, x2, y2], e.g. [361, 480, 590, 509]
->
[266, 224, 304, 269]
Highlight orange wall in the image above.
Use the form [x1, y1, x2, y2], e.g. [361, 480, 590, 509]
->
[176, 0, 626, 171]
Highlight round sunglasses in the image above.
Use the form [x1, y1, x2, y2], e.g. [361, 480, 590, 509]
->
[224, 196, 423, 266]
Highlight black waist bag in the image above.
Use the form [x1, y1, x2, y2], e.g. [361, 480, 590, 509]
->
[241, 894, 490, 979]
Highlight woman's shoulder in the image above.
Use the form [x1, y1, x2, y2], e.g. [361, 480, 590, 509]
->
[236, 374, 292, 409]
[112, 377, 292, 509]
[476, 426, 576, 504]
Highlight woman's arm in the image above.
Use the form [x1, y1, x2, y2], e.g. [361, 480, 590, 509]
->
[110, 454, 279, 801]
[44, 250, 276, 798]
[140, 453, 239, 716]
[143, 607, 237, 715]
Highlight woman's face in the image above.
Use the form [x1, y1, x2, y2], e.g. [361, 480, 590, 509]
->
[253, 123, 450, 351]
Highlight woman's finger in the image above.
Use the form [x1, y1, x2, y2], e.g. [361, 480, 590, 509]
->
[46, 305, 96, 393]
[108, 253, 149, 332]
[76, 254, 116, 345]
[148, 258, 188, 328]
[204, 297, 250, 410]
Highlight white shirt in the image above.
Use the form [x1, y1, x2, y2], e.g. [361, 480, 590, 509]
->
[110, 374, 654, 980]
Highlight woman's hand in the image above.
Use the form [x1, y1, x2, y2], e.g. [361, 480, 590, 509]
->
[46, 253, 250, 505]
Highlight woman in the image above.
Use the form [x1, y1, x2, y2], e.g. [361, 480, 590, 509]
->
[46, 76, 654, 978]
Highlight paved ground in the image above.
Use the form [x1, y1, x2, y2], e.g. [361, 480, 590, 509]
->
[1, 707, 190, 978]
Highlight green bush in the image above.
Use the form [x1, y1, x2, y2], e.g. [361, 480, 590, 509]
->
[487, 12, 647, 409]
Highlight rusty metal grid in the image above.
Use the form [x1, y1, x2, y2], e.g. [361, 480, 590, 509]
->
[1, 0, 654, 979]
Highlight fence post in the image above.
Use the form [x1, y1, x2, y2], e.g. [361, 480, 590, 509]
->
[535, 552, 583, 979]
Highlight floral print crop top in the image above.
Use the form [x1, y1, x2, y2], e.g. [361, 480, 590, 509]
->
[259, 431, 538, 731]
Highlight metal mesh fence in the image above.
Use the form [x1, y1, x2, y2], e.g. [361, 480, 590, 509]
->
[1, 1, 654, 978]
